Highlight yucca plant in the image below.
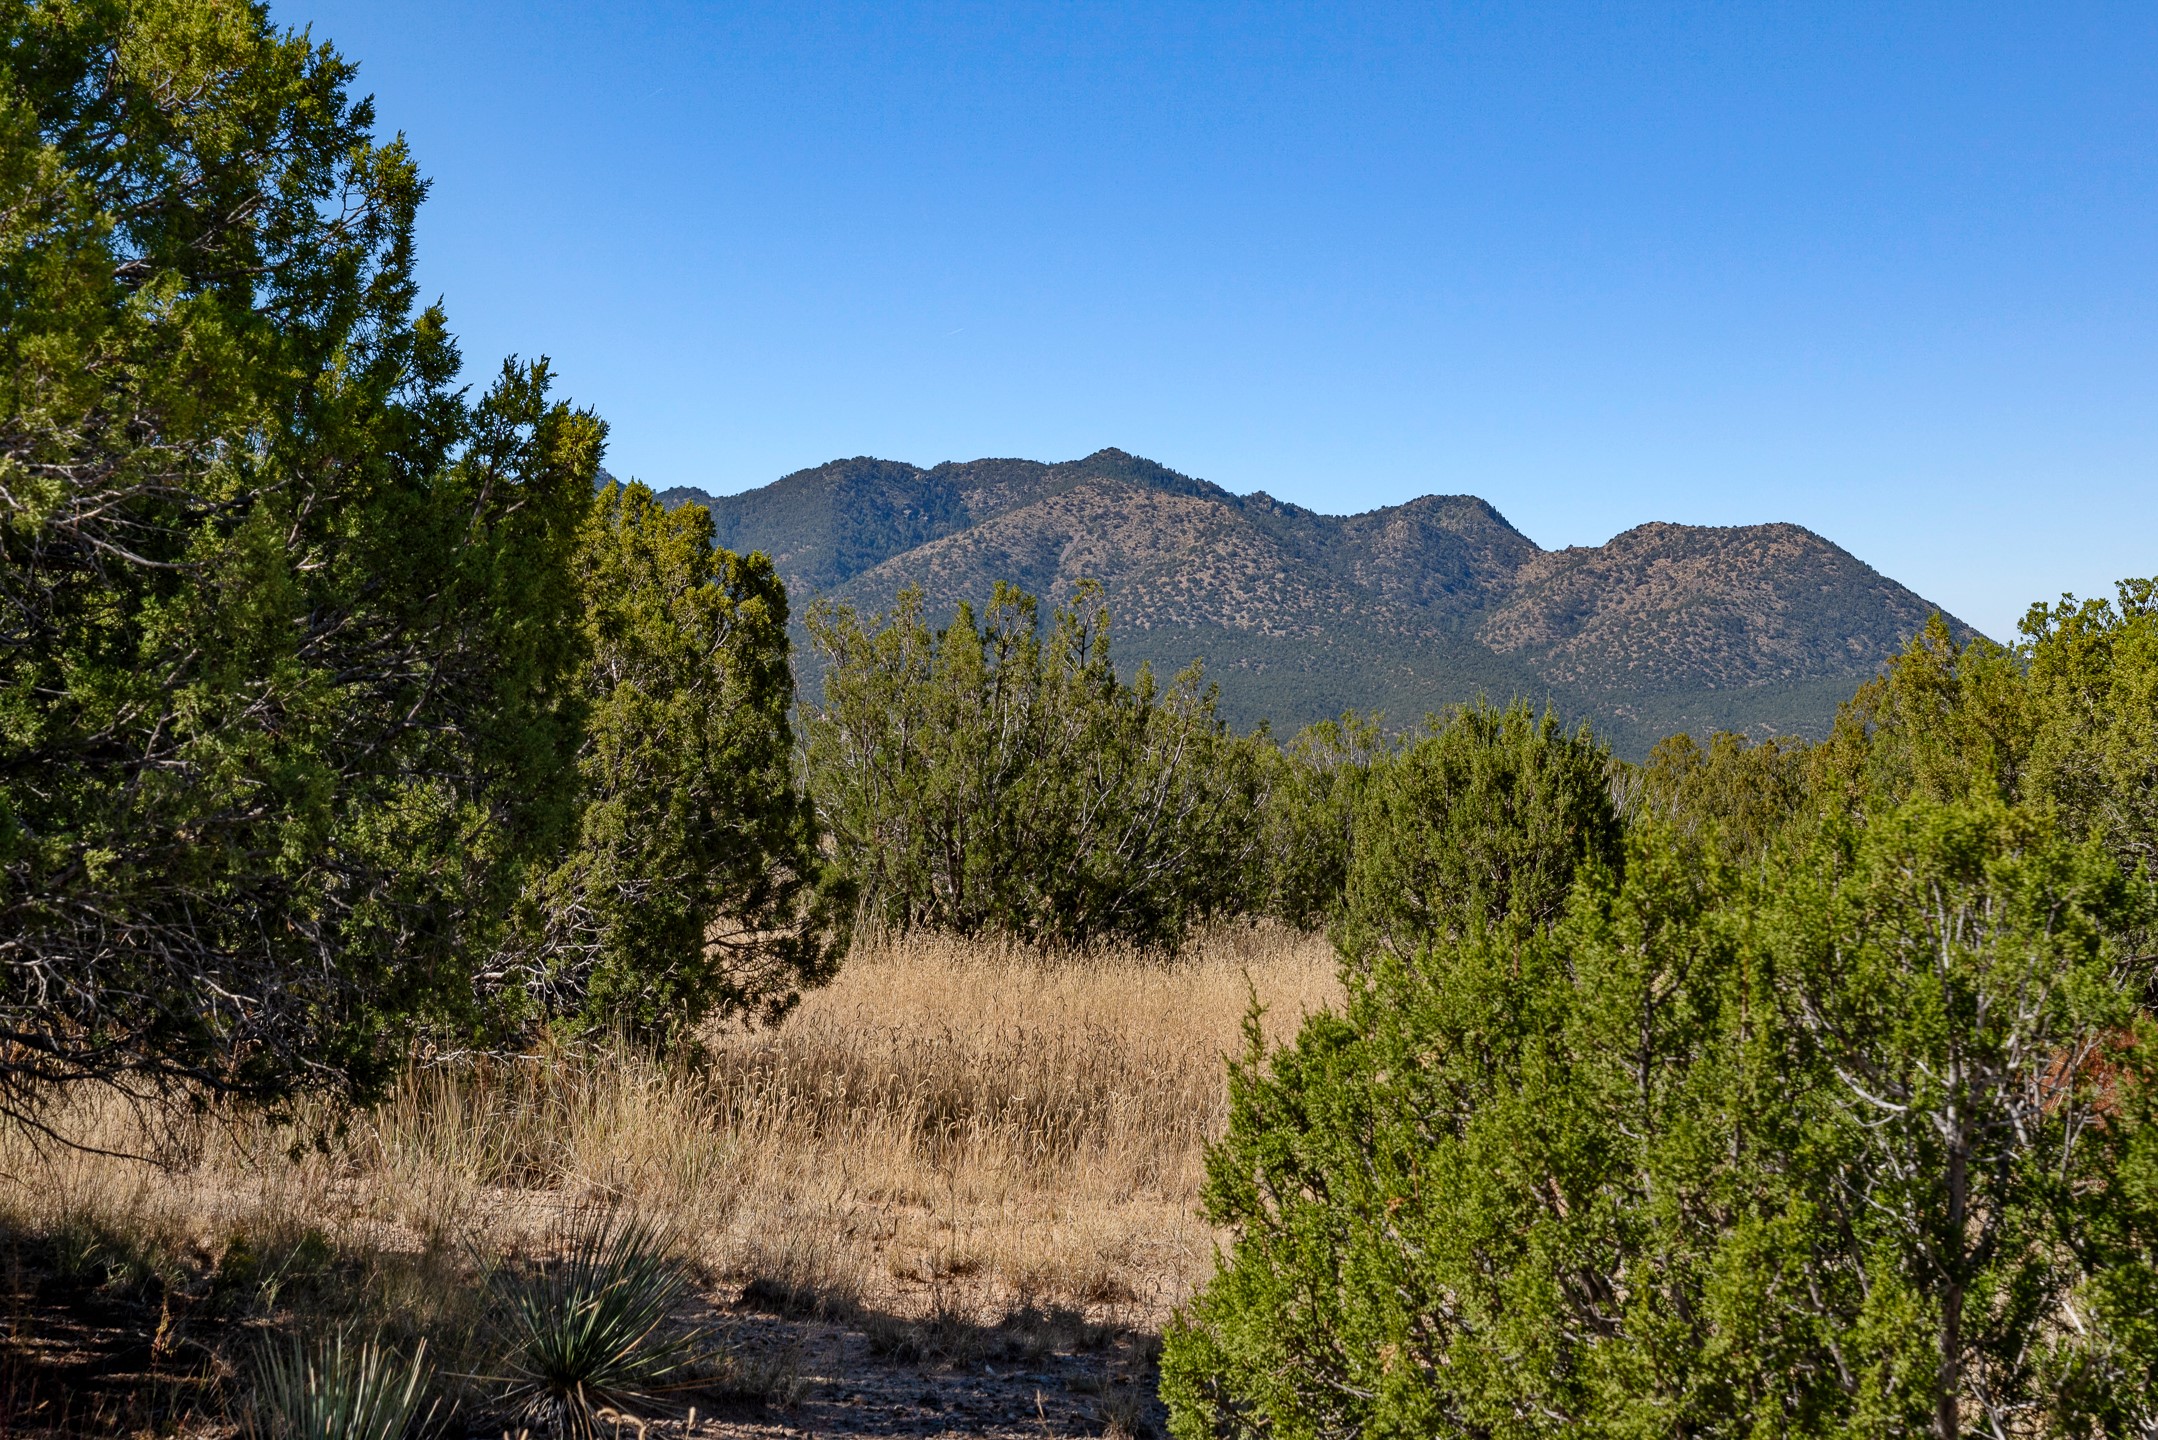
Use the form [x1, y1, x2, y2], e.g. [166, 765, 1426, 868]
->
[249, 1332, 436, 1440]
[491, 1208, 705, 1438]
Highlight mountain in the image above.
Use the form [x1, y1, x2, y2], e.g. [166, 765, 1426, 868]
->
[652, 449, 1967, 756]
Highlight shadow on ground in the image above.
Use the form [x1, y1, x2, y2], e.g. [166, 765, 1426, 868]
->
[0, 1223, 234, 1436]
[0, 1223, 1166, 1439]
[702, 1275, 1165, 1439]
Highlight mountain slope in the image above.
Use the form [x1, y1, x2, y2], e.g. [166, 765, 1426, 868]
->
[656, 450, 1965, 754]
[1482, 522, 1942, 692]
[669, 448, 1230, 598]
[836, 480, 1364, 639]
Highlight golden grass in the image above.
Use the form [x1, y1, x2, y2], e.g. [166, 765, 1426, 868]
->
[0, 924, 1339, 1342]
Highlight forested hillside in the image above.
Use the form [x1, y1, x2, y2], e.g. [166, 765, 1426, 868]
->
[661, 450, 1965, 753]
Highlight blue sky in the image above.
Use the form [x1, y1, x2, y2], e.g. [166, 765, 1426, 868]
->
[278, 2, 2156, 639]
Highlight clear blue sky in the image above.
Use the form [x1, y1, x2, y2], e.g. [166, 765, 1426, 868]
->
[276, 1, 2156, 639]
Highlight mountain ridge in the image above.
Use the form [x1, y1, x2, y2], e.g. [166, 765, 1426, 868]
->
[649, 449, 1965, 755]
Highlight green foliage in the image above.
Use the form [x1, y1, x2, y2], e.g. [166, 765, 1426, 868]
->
[2022, 577, 2158, 882]
[1166, 822, 1739, 1439]
[1163, 708, 1651, 1439]
[491, 1209, 705, 1439]
[2054, 1051, 2158, 1436]
[1762, 801, 2145, 1439]
[1168, 797, 2158, 1439]
[1258, 713, 1386, 931]
[248, 1332, 435, 1440]
[1811, 577, 2158, 904]
[802, 582, 1266, 948]
[1335, 700, 1621, 965]
[1167, 590, 2158, 1438]
[1810, 614, 2032, 810]
[0, 1, 592, 1112]
[502, 481, 838, 1040]
[1628, 728, 1810, 862]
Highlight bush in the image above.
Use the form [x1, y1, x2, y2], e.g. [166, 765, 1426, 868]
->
[1161, 703, 1634, 1438]
[1167, 800, 2158, 1437]
[803, 582, 1266, 948]
[1257, 713, 1386, 931]
[491, 1208, 706, 1438]
[1333, 700, 1621, 965]
[0, 0, 594, 1115]
[1164, 625, 2158, 1437]
[1625, 728, 1809, 862]
[499, 481, 840, 1040]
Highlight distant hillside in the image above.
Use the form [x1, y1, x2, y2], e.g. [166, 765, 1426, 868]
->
[653, 449, 1968, 756]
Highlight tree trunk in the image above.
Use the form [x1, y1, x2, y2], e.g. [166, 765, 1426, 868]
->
[1937, 1276, 1963, 1440]
[1937, 1136, 1967, 1440]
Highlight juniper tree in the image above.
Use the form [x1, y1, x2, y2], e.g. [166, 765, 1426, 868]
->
[1258, 712, 1387, 931]
[1165, 603, 2158, 1439]
[501, 481, 839, 1040]
[802, 581, 1265, 947]
[0, 1, 594, 1116]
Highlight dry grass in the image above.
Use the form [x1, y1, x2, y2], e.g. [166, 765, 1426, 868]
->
[696, 923, 1338, 1326]
[0, 923, 1339, 1397]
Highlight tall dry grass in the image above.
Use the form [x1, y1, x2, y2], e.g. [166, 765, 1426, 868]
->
[695, 924, 1339, 1323]
[0, 925, 1339, 1342]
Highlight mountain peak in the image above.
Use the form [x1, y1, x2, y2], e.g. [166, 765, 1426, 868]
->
[661, 451, 1962, 752]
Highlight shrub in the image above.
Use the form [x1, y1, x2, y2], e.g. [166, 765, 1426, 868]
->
[803, 582, 1266, 948]
[249, 1332, 435, 1440]
[499, 481, 841, 1041]
[491, 1209, 705, 1438]
[1161, 704, 1636, 1438]
[1257, 713, 1386, 931]
[1333, 700, 1621, 965]
[1624, 728, 1809, 862]
[0, 0, 594, 1116]
[1165, 770, 2158, 1436]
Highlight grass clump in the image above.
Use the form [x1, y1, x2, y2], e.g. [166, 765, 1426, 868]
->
[248, 1331, 435, 1440]
[492, 1208, 706, 1438]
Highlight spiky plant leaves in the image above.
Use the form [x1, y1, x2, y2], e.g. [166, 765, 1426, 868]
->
[249, 1333, 435, 1440]
[492, 1208, 706, 1438]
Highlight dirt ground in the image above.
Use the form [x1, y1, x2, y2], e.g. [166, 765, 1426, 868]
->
[687, 1299, 1167, 1440]
[0, 1254, 1170, 1439]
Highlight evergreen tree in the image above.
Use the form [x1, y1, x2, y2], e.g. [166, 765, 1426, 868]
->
[1258, 712, 1387, 931]
[0, 1, 595, 1114]
[1162, 707, 1635, 1439]
[1808, 615, 2032, 813]
[500, 481, 840, 1040]
[2022, 577, 2158, 887]
[1166, 633, 2158, 1439]
[1334, 701, 1620, 966]
[1752, 800, 2146, 1439]
[1627, 728, 1810, 863]
[802, 582, 1265, 947]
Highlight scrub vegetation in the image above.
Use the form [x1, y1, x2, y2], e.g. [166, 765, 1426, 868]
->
[7, 5, 2158, 1439]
